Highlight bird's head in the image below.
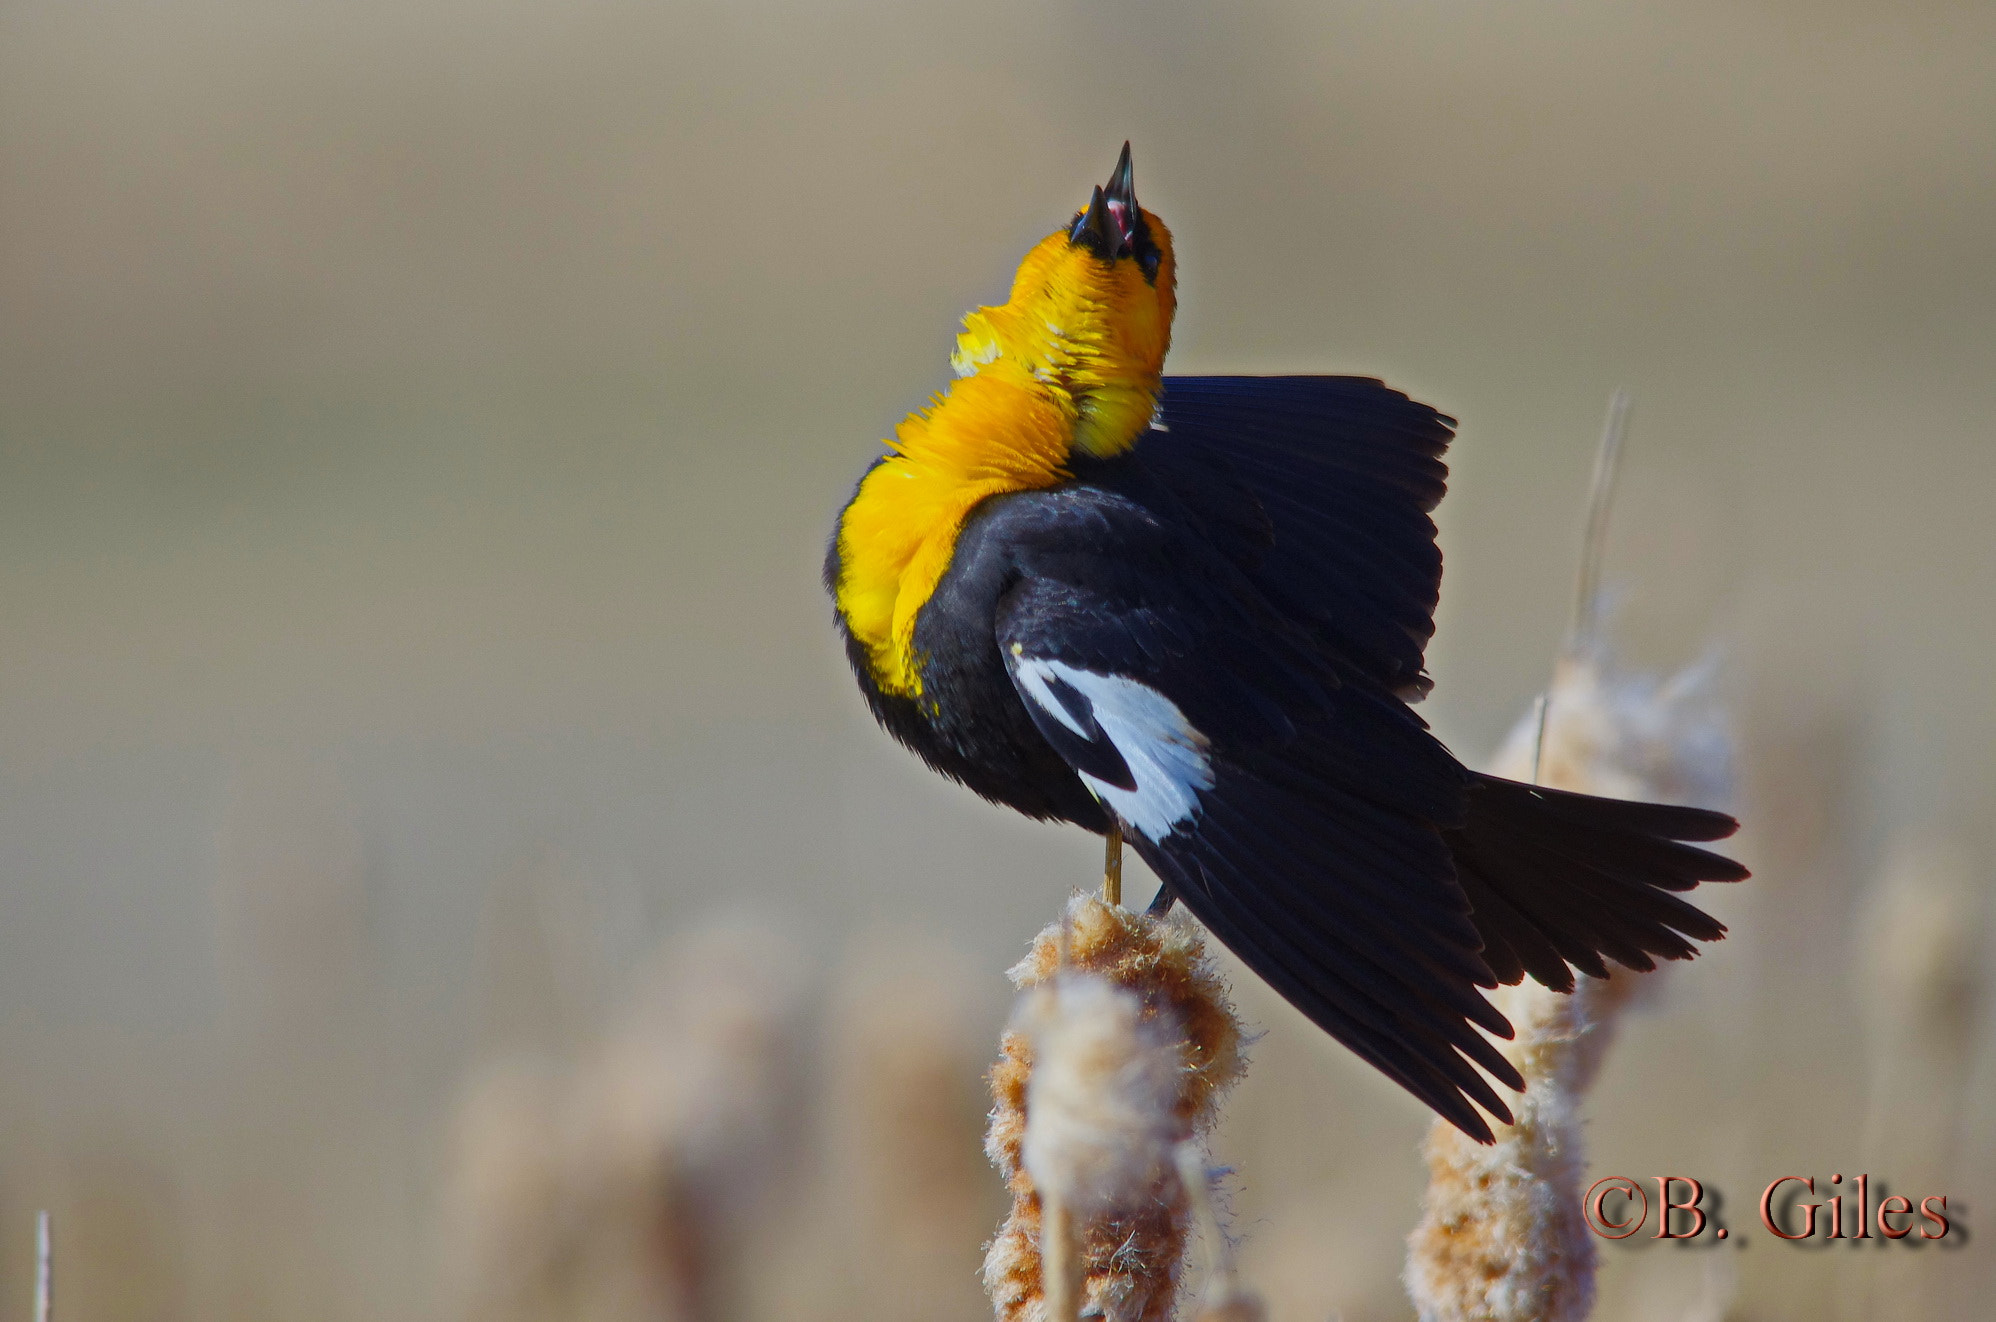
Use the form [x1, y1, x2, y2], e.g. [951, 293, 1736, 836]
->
[948, 143, 1177, 459]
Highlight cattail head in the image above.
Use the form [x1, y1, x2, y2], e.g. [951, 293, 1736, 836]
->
[1859, 837, 1985, 1062]
[1404, 981, 1602, 1322]
[441, 924, 802, 1322]
[984, 894, 1246, 1322]
[1408, 646, 1733, 1322]
[1491, 645, 1733, 808]
[807, 936, 998, 1322]
[1019, 974, 1184, 1216]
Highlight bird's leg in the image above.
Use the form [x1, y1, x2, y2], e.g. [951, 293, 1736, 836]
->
[1103, 820, 1124, 907]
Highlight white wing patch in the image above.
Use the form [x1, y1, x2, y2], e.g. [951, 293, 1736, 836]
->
[1012, 657, 1215, 840]
[1010, 656, 1090, 738]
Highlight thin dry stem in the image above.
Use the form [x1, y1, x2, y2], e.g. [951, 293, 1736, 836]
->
[1041, 1198, 1082, 1322]
[1567, 389, 1632, 656]
[34, 1210, 51, 1322]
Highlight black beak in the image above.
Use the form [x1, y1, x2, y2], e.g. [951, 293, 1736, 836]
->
[1069, 142, 1139, 259]
[1070, 183, 1121, 259]
[1104, 141, 1138, 224]
[1067, 142, 1161, 282]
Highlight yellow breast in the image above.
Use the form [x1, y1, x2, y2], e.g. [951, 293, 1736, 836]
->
[832, 212, 1176, 699]
[833, 371, 1072, 698]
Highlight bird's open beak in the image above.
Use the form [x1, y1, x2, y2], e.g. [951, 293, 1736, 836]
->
[1069, 142, 1141, 260]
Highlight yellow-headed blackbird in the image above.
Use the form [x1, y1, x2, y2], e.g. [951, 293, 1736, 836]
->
[826, 145, 1744, 1141]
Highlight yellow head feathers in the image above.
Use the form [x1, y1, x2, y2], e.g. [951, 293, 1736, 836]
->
[949, 201, 1177, 459]
[834, 145, 1179, 697]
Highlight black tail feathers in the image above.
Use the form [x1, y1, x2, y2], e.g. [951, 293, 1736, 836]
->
[1446, 773, 1748, 995]
[1135, 767, 1744, 1145]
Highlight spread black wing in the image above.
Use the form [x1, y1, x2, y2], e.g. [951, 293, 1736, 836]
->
[985, 486, 1528, 1140]
[986, 479, 1746, 1143]
[1103, 375, 1455, 698]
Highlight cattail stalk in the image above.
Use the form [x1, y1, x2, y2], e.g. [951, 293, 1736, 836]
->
[1405, 975, 1622, 1322]
[34, 1210, 51, 1322]
[1041, 1198, 1082, 1322]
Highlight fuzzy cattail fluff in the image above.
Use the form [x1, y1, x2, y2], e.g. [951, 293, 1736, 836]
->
[1858, 838, 1985, 1070]
[1405, 646, 1733, 1322]
[984, 894, 1245, 1322]
[1021, 974, 1184, 1212]
[1848, 843, 1984, 1322]
[1404, 975, 1620, 1322]
[1021, 974, 1185, 1321]
[442, 925, 801, 1322]
[1854, 835, 1986, 1174]
[1491, 647, 1732, 809]
[791, 939, 997, 1322]
[1175, 1143, 1266, 1322]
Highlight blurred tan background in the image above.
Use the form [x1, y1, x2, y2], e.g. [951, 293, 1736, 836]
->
[2, 1, 1993, 1318]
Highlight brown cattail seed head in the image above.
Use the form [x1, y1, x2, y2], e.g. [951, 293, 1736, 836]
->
[1019, 975, 1183, 1215]
[984, 894, 1245, 1322]
[1407, 647, 1732, 1322]
[1404, 978, 1606, 1322]
[1859, 838, 1985, 1061]
[442, 925, 801, 1322]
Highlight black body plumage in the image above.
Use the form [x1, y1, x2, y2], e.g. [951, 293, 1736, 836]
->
[827, 375, 1746, 1142]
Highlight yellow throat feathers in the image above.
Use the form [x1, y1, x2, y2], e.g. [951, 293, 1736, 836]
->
[835, 213, 1177, 699]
